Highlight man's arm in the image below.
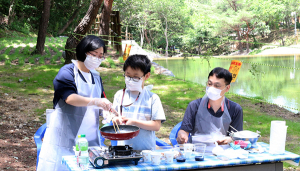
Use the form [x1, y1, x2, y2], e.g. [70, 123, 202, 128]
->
[176, 99, 199, 144]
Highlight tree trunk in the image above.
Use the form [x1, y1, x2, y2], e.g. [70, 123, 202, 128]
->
[140, 28, 144, 47]
[32, 0, 51, 55]
[58, 4, 85, 35]
[64, 0, 103, 64]
[8, 0, 16, 26]
[164, 20, 168, 57]
[125, 26, 128, 40]
[237, 30, 243, 52]
[99, 0, 113, 45]
[198, 40, 201, 55]
[144, 29, 150, 45]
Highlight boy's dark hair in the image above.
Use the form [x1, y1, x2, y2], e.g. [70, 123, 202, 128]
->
[123, 54, 151, 75]
[208, 67, 232, 85]
[76, 35, 106, 62]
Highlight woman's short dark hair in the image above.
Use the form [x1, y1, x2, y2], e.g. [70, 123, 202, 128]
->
[76, 35, 106, 62]
[208, 67, 232, 85]
[123, 54, 151, 75]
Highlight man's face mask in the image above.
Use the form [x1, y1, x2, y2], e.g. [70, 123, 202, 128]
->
[206, 86, 227, 101]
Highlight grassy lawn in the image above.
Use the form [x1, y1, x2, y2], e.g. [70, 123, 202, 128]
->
[0, 36, 299, 169]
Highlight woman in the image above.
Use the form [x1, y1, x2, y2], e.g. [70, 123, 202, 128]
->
[37, 35, 117, 171]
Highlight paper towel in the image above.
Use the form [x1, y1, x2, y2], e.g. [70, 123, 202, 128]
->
[269, 121, 288, 154]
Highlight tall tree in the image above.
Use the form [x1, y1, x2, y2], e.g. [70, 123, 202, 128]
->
[64, 0, 103, 64]
[99, 0, 113, 45]
[32, 0, 51, 55]
[58, 1, 86, 35]
[8, 0, 17, 25]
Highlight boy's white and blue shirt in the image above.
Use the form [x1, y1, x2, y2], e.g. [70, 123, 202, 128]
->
[113, 88, 166, 150]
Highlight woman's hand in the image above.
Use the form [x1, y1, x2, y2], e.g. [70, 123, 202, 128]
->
[88, 98, 112, 111]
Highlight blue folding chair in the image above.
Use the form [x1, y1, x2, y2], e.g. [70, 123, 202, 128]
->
[34, 123, 47, 169]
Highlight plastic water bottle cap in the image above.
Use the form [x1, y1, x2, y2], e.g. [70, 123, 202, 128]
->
[78, 135, 81, 138]
[81, 134, 86, 138]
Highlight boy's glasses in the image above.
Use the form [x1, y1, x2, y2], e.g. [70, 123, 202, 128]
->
[123, 74, 144, 82]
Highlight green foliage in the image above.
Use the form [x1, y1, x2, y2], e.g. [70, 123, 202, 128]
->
[106, 57, 116, 68]
[118, 57, 124, 63]
[248, 49, 262, 55]
[150, 66, 155, 74]
[10, 22, 32, 34]
[5, 59, 11, 65]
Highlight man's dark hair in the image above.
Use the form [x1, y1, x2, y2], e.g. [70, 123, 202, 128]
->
[76, 35, 106, 62]
[123, 54, 151, 75]
[208, 67, 232, 85]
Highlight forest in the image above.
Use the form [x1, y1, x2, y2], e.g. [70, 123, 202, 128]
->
[0, 0, 300, 57]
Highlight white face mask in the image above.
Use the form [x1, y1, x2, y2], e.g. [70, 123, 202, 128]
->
[84, 54, 103, 70]
[125, 76, 143, 92]
[206, 86, 227, 101]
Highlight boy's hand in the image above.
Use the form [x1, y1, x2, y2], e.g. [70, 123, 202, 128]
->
[122, 117, 136, 125]
[112, 116, 126, 125]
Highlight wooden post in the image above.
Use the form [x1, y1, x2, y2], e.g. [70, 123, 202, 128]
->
[116, 11, 122, 55]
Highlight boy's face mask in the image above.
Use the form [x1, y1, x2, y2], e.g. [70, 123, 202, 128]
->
[125, 76, 143, 92]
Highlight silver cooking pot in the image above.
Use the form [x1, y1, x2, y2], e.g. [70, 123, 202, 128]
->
[230, 130, 260, 146]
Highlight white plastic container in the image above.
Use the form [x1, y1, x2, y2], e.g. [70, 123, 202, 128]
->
[78, 134, 89, 170]
[46, 109, 54, 128]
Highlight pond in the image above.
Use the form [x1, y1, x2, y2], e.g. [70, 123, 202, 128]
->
[154, 55, 300, 113]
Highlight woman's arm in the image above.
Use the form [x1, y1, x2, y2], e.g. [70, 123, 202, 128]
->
[65, 94, 92, 106]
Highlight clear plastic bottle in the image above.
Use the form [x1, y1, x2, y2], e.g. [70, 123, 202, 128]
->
[75, 135, 81, 167]
[78, 134, 89, 170]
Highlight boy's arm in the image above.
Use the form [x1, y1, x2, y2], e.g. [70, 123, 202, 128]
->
[123, 119, 161, 131]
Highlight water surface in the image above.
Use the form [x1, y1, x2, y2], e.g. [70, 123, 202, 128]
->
[154, 55, 300, 113]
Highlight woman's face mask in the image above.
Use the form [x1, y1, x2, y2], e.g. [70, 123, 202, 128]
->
[84, 54, 103, 70]
[125, 76, 143, 92]
[206, 86, 227, 101]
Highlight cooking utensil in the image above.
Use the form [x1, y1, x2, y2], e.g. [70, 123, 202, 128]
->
[100, 125, 140, 140]
[230, 130, 260, 145]
[229, 125, 238, 132]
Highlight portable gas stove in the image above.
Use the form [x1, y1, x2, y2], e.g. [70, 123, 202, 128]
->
[89, 145, 143, 168]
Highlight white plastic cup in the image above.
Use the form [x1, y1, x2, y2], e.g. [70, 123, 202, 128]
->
[142, 150, 152, 162]
[183, 143, 194, 152]
[164, 151, 174, 164]
[151, 152, 161, 165]
[194, 143, 206, 157]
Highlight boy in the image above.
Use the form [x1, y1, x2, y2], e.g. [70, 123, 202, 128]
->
[112, 54, 166, 150]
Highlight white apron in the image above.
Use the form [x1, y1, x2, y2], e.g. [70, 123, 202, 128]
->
[118, 88, 156, 150]
[190, 96, 231, 153]
[37, 60, 102, 171]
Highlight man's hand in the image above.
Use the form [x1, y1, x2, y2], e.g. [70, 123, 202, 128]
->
[176, 130, 189, 144]
[216, 136, 232, 145]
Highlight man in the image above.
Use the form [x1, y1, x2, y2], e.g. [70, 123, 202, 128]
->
[177, 67, 243, 148]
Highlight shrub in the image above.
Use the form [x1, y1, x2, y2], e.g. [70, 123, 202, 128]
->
[118, 57, 124, 63]
[106, 57, 116, 68]
[5, 59, 11, 65]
